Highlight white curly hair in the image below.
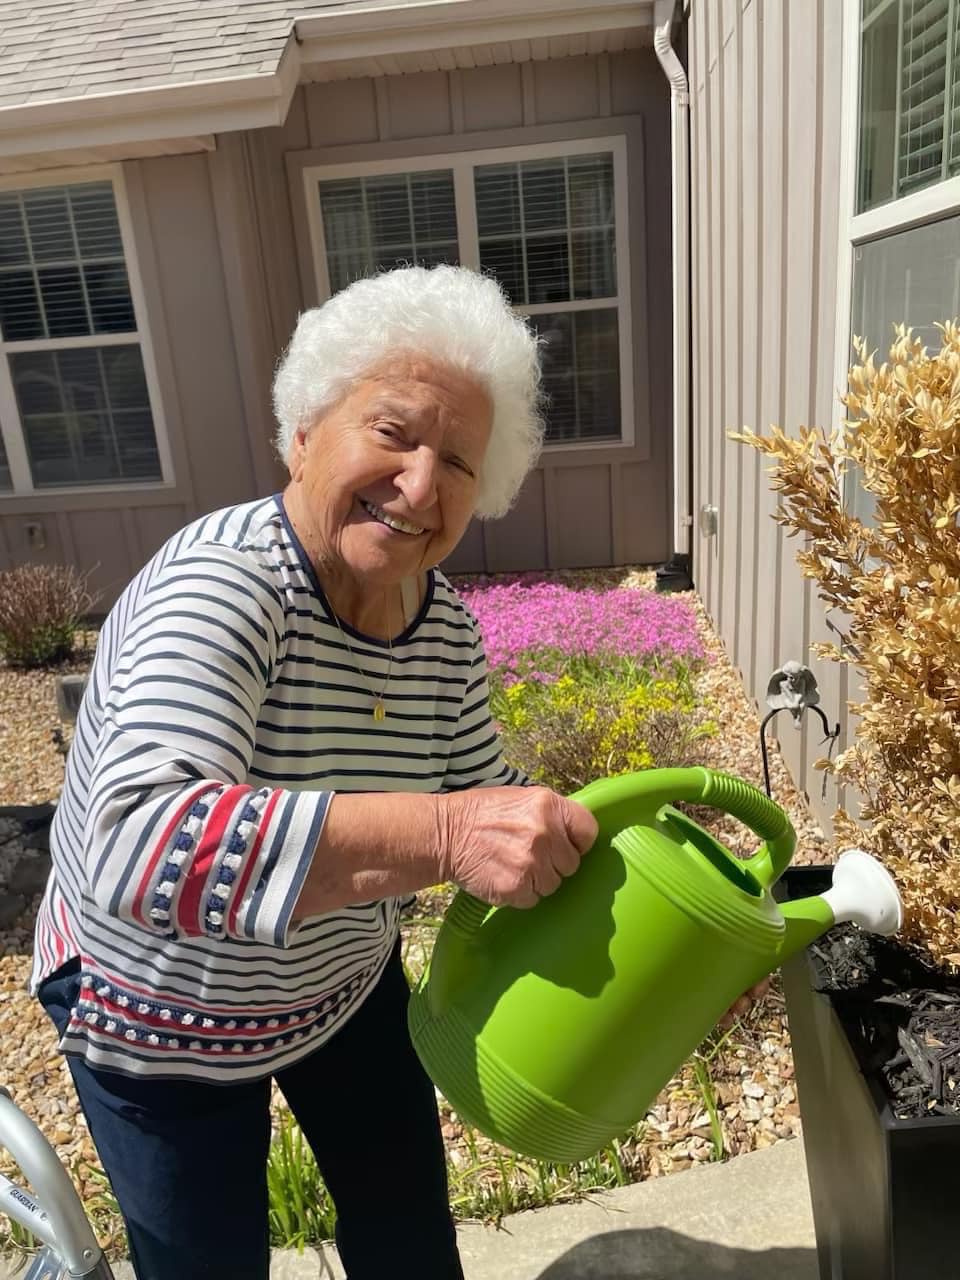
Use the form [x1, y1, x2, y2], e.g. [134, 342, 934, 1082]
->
[272, 265, 544, 519]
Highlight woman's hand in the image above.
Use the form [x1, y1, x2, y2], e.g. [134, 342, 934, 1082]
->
[437, 786, 598, 908]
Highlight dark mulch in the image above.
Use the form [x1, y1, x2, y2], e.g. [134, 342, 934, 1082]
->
[811, 923, 960, 1120]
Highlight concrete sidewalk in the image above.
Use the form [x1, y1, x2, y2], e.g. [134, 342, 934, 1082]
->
[3, 1139, 818, 1278]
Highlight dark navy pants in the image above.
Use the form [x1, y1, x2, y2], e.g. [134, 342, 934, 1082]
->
[39, 942, 462, 1280]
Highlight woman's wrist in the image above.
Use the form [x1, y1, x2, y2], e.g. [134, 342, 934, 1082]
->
[295, 791, 447, 917]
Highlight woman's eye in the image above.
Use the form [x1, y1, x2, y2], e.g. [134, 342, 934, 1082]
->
[447, 456, 475, 477]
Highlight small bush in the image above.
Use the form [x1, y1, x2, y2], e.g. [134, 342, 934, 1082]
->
[0, 563, 99, 669]
[491, 656, 717, 792]
[733, 322, 960, 969]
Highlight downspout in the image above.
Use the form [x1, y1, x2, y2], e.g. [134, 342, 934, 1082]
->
[653, 0, 694, 592]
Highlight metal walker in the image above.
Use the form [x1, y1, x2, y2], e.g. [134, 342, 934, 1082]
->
[0, 1088, 113, 1279]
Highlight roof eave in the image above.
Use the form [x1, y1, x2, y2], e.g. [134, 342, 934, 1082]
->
[0, 0, 653, 160]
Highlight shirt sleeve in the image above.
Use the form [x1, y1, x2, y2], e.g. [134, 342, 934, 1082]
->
[83, 542, 329, 949]
[442, 611, 531, 792]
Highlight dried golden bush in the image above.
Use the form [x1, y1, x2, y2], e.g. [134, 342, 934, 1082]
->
[733, 323, 960, 969]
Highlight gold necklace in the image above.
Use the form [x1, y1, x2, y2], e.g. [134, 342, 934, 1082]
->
[329, 595, 393, 722]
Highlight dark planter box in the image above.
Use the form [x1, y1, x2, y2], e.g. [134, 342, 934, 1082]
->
[778, 866, 960, 1280]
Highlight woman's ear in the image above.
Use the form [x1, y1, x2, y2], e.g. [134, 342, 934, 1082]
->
[288, 427, 308, 482]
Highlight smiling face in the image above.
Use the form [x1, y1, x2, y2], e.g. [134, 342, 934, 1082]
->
[284, 353, 493, 611]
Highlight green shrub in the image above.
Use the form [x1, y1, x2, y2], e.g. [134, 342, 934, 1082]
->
[490, 656, 717, 793]
[0, 563, 98, 669]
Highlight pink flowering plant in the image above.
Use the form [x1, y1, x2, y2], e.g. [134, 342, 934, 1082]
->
[459, 580, 715, 792]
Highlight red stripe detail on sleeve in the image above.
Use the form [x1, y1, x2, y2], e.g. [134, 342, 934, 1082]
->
[175, 784, 252, 934]
[132, 782, 223, 928]
[226, 789, 284, 936]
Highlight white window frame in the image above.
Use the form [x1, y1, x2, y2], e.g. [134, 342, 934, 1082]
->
[834, 0, 960, 503]
[0, 164, 175, 497]
[302, 135, 634, 453]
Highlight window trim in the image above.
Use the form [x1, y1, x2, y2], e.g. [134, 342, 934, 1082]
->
[0, 163, 175, 498]
[834, 0, 960, 508]
[301, 135, 634, 453]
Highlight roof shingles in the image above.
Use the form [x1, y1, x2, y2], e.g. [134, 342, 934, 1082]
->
[0, 1, 387, 107]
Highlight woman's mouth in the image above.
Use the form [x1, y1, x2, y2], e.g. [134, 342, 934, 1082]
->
[358, 498, 427, 536]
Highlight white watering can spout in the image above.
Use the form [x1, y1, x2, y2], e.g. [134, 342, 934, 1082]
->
[821, 849, 904, 936]
[780, 848, 904, 960]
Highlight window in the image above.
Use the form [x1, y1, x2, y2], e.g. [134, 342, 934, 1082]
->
[858, 0, 960, 212]
[837, 1, 960, 524]
[851, 213, 960, 354]
[0, 174, 167, 493]
[306, 139, 632, 448]
[318, 169, 460, 291]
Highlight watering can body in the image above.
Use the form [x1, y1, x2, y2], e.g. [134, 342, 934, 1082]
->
[408, 767, 896, 1164]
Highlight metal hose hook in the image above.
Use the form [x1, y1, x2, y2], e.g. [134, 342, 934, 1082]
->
[760, 704, 841, 800]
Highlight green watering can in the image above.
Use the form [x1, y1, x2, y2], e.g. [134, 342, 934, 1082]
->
[408, 766, 902, 1163]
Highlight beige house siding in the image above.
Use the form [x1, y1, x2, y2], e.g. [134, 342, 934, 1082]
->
[0, 150, 278, 604]
[242, 51, 674, 575]
[690, 0, 850, 830]
[0, 49, 672, 603]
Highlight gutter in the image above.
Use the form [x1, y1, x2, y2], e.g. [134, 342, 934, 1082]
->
[652, 0, 694, 593]
[0, 0, 649, 161]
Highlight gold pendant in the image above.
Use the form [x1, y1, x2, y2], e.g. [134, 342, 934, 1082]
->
[373, 699, 386, 722]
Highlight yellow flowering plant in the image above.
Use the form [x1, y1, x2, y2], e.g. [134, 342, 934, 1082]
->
[491, 657, 717, 794]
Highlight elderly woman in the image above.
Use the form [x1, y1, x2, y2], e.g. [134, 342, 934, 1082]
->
[31, 265, 597, 1280]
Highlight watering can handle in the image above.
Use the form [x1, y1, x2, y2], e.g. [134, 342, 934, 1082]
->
[571, 766, 795, 892]
[693, 768, 796, 889]
[440, 769, 794, 942]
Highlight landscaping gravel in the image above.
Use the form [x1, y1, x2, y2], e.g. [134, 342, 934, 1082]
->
[0, 574, 830, 1245]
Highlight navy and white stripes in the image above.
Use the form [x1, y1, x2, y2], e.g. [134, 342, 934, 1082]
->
[32, 495, 521, 1081]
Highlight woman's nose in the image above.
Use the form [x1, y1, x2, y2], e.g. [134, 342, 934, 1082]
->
[396, 448, 438, 509]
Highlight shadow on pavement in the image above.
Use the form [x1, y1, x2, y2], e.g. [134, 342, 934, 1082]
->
[535, 1227, 817, 1279]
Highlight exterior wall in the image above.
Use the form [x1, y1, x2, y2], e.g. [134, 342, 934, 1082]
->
[689, 0, 849, 828]
[0, 50, 672, 606]
[243, 51, 674, 574]
[0, 151, 283, 607]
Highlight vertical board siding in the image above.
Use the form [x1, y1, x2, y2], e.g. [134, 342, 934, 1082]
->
[208, 133, 289, 495]
[778, 0, 819, 789]
[1, 52, 673, 605]
[306, 79, 380, 146]
[737, 0, 760, 691]
[754, 0, 786, 712]
[707, 3, 722, 619]
[481, 469, 549, 572]
[385, 71, 454, 138]
[720, 8, 740, 659]
[532, 56, 601, 122]
[691, 0, 848, 829]
[0, 147, 254, 612]
[461, 64, 525, 130]
[61, 511, 134, 604]
[137, 154, 259, 516]
[549, 466, 613, 568]
[0, 515, 66, 570]
[282, 53, 672, 574]
[0, 504, 187, 604]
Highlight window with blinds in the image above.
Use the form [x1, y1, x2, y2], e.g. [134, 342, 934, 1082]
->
[312, 147, 626, 447]
[858, 0, 960, 213]
[318, 170, 459, 293]
[0, 179, 162, 489]
[475, 152, 620, 442]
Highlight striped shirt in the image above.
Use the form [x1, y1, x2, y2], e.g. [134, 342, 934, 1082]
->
[31, 495, 522, 1081]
